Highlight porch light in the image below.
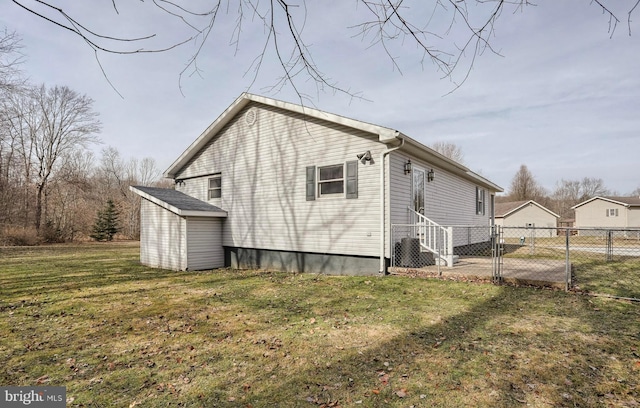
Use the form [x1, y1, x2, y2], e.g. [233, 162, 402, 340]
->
[427, 169, 434, 182]
[404, 159, 412, 175]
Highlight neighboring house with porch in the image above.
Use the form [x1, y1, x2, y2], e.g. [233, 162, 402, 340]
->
[494, 200, 559, 238]
[572, 196, 640, 231]
[131, 93, 502, 275]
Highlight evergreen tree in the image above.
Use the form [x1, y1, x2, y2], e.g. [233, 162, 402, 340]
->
[90, 199, 120, 241]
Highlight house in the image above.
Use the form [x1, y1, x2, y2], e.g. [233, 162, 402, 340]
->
[494, 200, 559, 238]
[572, 196, 640, 232]
[131, 93, 502, 275]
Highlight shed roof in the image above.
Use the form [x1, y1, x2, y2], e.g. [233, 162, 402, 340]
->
[571, 196, 640, 210]
[130, 186, 227, 217]
[495, 200, 559, 218]
[164, 93, 503, 192]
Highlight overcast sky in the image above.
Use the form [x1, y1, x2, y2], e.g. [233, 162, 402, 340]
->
[1, 1, 639, 195]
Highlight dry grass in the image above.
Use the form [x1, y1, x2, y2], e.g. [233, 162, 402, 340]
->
[0, 242, 639, 407]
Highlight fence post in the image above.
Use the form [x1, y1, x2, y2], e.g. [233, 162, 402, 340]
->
[606, 230, 613, 262]
[565, 228, 571, 291]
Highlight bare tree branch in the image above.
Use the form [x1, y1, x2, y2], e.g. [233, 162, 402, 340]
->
[8, 1, 640, 98]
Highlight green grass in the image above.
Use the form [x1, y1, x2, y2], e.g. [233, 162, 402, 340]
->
[1, 242, 639, 407]
[573, 258, 640, 299]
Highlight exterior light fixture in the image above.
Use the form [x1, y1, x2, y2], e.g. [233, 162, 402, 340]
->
[404, 159, 412, 175]
[357, 150, 372, 163]
[427, 169, 434, 182]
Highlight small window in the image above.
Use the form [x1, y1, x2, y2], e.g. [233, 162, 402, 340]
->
[208, 175, 221, 199]
[476, 187, 485, 215]
[606, 208, 619, 217]
[318, 164, 344, 196]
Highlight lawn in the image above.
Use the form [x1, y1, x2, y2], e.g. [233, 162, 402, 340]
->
[1, 242, 639, 407]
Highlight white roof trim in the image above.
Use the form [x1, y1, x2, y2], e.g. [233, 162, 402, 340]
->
[164, 93, 400, 178]
[163, 93, 503, 192]
[130, 186, 227, 218]
[571, 196, 630, 210]
[500, 200, 560, 218]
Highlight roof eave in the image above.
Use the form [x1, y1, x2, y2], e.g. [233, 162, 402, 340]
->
[129, 186, 228, 218]
[400, 136, 503, 192]
[164, 93, 401, 179]
[164, 94, 252, 179]
[504, 200, 560, 218]
[180, 210, 228, 217]
[571, 196, 632, 210]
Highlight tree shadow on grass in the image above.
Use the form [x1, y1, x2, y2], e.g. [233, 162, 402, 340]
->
[194, 277, 638, 407]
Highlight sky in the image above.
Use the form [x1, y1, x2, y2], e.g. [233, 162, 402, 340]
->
[1, 1, 639, 195]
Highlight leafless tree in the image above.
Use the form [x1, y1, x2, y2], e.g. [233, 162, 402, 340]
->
[3, 85, 102, 233]
[0, 29, 24, 93]
[10, 1, 640, 96]
[551, 177, 609, 219]
[0, 87, 41, 228]
[430, 141, 464, 164]
[507, 164, 546, 202]
[96, 146, 162, 239]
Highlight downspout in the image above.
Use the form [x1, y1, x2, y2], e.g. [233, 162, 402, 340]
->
[380, 137, 405, 274]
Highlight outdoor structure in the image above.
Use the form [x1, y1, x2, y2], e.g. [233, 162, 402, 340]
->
[132, 93, 502, 274]
[572, 196, 640, 230]
[494, 200, 559, 238]
[130, 186, 227, 271]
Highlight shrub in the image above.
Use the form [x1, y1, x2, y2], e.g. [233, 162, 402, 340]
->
[0, 226, 40, 246]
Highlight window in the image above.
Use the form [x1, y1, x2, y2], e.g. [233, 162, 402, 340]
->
[476, 187, 485, 215]
[318, 164, 344, 196]
[606, 208, 619, 217]
[208, 175, 221, 199]
[306, 161, 358, 200]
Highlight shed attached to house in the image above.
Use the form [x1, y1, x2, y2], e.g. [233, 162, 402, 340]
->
[495, 200, 559, 238]
[130, 186, 227, 271]
[135, 93, 502, 275]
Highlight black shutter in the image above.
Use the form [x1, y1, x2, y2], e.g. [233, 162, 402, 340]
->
[306, 166, 316, 201]
[475, 187, 479, 214]
[346, 160, 358, 199]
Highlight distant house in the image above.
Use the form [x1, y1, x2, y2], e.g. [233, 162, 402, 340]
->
[131, 93, 502, 274]
[494, 200, 559, 238]
[572, 196, 640, 231]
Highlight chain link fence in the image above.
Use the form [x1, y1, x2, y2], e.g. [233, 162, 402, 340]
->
[390, 225, 640, 300]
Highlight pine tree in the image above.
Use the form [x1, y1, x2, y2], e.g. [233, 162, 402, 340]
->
[90, 199, 120, 241]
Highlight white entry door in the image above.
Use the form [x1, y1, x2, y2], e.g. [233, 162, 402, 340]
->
[412, 168, 426, 218]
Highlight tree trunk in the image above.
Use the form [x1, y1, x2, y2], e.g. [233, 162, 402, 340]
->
[35, 183, 44, 233]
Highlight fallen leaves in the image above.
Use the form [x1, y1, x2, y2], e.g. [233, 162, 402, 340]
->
[36, 374, 49, 384]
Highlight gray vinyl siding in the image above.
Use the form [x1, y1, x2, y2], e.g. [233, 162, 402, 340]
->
[389, 152, 490, 225]
[186, 218, 224, 270]
[175, 102, 383, 257]
[140, 199, 186, 270]
[388, 152, 492, 252]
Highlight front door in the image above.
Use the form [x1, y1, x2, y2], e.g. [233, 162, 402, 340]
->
[412, 168, 425, 220]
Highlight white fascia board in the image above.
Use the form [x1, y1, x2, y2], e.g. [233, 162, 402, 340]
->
[247, 94, 401, 143]
[164, 93, 402, 178]
[570, 196, 629, 210]
[507, 200, 560, 219]
[164, 94, 251, 178]
[400, 136, 504, 193]
[180, 210, 228, 217]
[129, 186, 227, 218]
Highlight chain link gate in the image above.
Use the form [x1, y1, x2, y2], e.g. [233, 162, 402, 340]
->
[391, 224, 640, 297]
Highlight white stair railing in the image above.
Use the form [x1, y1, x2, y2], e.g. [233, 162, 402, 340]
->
[409, 208, 454, 267]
